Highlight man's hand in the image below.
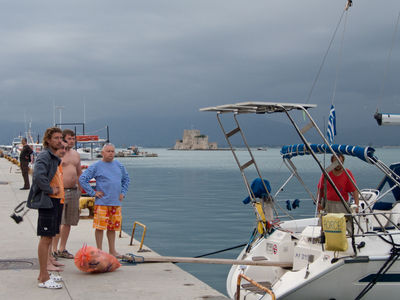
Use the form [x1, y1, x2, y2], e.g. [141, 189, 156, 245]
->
[95, 191, 104, 198]
[119, 194, 124, 201]
[52, 187, 60, 195]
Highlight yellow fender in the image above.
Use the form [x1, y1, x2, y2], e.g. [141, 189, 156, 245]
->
[322, 213, 348, 251]
[255, 202, 267, 235]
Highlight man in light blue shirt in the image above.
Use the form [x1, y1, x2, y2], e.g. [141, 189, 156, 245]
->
[79, 143, 130, 257]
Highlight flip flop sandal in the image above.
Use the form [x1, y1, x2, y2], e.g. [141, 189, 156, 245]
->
[50, 273, 63, 282]
[38, 278, 62, 289]
[59, 250, 74, 259]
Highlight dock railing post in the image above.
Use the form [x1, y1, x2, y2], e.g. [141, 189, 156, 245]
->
[130, 221, 147, 252]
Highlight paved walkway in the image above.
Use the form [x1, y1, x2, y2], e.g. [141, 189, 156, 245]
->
[0, 156, 228, 299]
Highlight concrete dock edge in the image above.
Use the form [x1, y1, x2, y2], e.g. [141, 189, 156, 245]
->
[0, 157, 228, 300]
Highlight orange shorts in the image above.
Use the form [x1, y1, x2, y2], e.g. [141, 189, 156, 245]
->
[93, 205, 122, 231]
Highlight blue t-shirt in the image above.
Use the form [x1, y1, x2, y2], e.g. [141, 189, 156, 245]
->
[79, 160, 130, 206]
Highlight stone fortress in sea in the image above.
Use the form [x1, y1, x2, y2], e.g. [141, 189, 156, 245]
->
[173, 129, 217, 150]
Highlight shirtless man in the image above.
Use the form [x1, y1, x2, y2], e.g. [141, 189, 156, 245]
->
[56, 129, 82, 259]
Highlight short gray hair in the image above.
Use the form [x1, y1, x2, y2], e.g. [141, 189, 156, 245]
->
[102, 143, 115, 150]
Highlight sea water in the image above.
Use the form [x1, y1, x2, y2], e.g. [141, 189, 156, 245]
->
[119, 147, 400, 295]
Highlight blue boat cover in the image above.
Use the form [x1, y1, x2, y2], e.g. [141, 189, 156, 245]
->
[243, 178, 271, 204]
[280, 144, 375, 163]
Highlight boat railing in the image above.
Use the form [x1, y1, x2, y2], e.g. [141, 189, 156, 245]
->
[236, 272, 276, 300]
[129, 221, 148, 252]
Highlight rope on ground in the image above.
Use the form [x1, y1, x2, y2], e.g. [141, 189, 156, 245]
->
[121, 253, 145, 265]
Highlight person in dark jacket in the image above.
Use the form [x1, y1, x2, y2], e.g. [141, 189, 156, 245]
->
[19, 137, 33, 189]
[28, 127, 63, 289]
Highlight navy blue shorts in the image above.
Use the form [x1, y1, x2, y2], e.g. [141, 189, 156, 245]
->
[37, 198, 61, 237]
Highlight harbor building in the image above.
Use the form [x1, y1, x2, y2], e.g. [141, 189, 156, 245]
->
[173, 129, 217, 150]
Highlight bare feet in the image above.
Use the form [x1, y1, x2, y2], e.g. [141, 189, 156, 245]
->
[47, 263, 64, 272]
[52, 260, 65, 267]
[49, 256, 64, 267]
[110, 252, 122, 259]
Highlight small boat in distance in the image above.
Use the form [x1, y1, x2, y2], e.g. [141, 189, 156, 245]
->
[115, 146, 158, 158]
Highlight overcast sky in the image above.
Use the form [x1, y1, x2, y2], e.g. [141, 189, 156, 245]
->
[0, 0, 399, 146]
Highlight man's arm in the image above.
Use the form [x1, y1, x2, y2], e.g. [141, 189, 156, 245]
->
[33, 153, 53, 194]
[348, 169, 359, 212]
[120, 165, 130, 196]
[119, 164, 130, 200]
[76, 152, 82, 189]
[79, 164, 97, 197]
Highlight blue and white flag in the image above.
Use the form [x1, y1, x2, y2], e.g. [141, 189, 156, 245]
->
[327, 104, 336, 144]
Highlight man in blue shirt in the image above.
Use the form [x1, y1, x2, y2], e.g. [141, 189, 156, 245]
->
[79, 143, 130, 257]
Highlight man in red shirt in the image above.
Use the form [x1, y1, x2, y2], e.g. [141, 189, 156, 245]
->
[317, 154, 359, 214]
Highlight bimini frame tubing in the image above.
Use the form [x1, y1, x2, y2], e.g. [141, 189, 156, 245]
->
[285, 105, 395, 233]
[279, 104, 366, 231]
[281, 158, 318, 204]
[216, 111, 293, 231]
[200, 102, 395, 233]
[215, 112, 271, 235]
[373, 158, 400, 196]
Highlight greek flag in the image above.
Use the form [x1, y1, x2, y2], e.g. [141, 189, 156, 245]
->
[327, 105, 336, 144]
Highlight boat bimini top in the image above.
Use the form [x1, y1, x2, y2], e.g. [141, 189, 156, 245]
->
[281, 144, 376, 163]
[200, 101, 316, 114]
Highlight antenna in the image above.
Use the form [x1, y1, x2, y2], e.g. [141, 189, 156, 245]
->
[53, 100, 56, 126]
[55, 106, 65, 128]
[83, 99, 86, 126]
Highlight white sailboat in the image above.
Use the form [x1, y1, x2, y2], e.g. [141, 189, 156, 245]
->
[199, 1, 400, 297]
[201, 102, 400, 299]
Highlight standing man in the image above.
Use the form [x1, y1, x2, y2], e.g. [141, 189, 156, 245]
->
[56, 129, 82, 259]
[51, 140, 68, 268]
[317, 154, 359, 213]
[79, 143, 130, 257]
[19, 137, 33, 190]
[27, 127, 63, 289]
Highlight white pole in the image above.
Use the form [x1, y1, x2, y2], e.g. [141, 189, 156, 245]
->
[53, 100, 56, 126]
[55, 106, 65, 128]
[83, 99, 86, 127]
[122, 255, 293, 267]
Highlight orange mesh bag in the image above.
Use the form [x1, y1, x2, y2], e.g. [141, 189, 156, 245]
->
[74, 244, 121, 273]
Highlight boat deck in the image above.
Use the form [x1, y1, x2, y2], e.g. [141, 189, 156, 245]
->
[0, 157, 227, 300]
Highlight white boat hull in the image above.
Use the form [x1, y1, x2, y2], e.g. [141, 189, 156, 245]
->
[227, 219, 400, 299]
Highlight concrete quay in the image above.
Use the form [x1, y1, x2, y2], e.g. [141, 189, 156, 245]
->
[0, 157, 228, 300]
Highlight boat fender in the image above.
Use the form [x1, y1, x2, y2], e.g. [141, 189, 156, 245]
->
[322, 213, 348, 252]
[255, 202, 272, 234]
[292, 199, 300, 209]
